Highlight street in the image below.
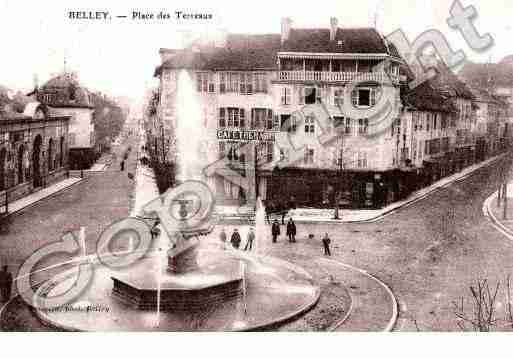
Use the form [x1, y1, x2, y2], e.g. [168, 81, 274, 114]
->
[1, 146, 512, 331]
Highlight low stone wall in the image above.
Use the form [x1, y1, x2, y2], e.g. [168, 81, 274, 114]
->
[0, 168, 68, 206]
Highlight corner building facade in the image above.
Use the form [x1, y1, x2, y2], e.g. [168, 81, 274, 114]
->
[154, 18, 415, 209]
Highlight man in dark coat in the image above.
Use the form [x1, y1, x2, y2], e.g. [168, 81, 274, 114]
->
[322, 233, 332, 256]
[286, 218, 297, 243]
[271, 220, 280, 243]
[0, 265, 13, 302]
[219, 228, 227, 250]
[120, 160, 125, 171]
[230, 228, 241, 249]
[244, 228, 255, 251]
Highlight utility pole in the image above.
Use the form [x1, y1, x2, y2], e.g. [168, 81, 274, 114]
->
[334, 126, 344, 220]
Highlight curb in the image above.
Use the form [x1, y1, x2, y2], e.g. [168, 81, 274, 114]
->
[230, 154, 504, 225]
[483, 190, 513, 241]
[2, 177, 86, 219]
[318, 258, 398, 332]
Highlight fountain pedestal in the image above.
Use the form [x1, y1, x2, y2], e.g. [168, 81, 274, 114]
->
[111, 233, 244, 312]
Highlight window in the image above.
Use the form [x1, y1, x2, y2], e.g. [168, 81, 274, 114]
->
[304, 148, 314, 164]
[357, 151, 368, 168]
[358, 89, 370, 106]
[345, 118, 352, 134]
[333, 116, 344, 131]
[219, 108, 226, 127]
[358, 118, 369, 135]
[305, 87, 316, 104]
[334, 88, 344, 107]
[304, 116, 315, 134]
[208, 73, 215, 93]
[196, 72, 211, 93]
[281, 87, 292, 105]
[240, 73, 253, 94]
[254, 73, 267, 93]
[220, 108, 245, 128]
[280, 114, 297, 132]
[267, 142, 274, 162]
[279, 148, 288, 162]
[266, 110, 274, 130]
[219, 142, 226, 159]
[252, 108, 270, 129]
[220, 73, 227, 93]
[229, 73, 239, 93]
[352, 88, 378, 107]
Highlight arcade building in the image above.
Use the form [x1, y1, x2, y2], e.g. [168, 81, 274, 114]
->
[0, 103, 70, 206]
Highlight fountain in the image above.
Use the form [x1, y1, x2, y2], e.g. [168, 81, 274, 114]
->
[14, 69, 320, 331]
[254, 197, 267, 254]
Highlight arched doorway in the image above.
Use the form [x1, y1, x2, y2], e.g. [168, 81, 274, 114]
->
[33, 135, 42, 187]
[0, 148, 6, 191]
[59, 136, 65, 168]
[17, 144, 24, 185]
[48, 138, 54, 172]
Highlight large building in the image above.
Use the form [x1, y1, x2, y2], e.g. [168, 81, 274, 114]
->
[154, 18, 411, 209]
[152, 18, 508, 209]
[0, 102, 70, 206]
[34, 74, 97, 169]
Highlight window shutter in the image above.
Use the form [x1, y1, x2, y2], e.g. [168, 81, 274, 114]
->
[219, 108, 225, 127]
[273, 115, 280, 130]
[240, 108, 245, 128]
[351, 89, 358, 106]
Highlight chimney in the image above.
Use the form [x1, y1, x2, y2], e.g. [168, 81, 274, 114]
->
[216, 29, 228, 48]
[330, 17, 338, 41]
[281, 17, 292, 44]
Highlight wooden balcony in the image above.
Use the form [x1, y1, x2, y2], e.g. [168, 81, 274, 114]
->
[276, 71, 399, 84]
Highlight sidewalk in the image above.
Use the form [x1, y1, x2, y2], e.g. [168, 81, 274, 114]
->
[483, 182, 513, 238]
[220, 154, 503, 224]
[0, 177, 83, 216]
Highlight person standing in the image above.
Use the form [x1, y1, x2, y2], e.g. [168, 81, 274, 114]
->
[322, 233, 331, 256]
[0, 266, 13, 302]
[219, 228, 227, 250]
[230, 228, 241, 249]
[120, 160, 125, 171]
[286, 218, 297, 243]
[244, 228, 255, 251]
[271, 219, 280, 243]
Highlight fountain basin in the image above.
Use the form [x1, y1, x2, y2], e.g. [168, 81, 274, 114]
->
[111, 261, 243, 311]
[33, 249, 320, 331]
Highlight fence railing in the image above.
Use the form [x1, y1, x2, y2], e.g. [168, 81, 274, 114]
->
[277, 70, 398, 83]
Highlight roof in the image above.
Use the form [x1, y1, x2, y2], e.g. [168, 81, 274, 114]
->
[155, 34, 281, 75]
[38, 74, 93, 108]
[155, 27, 403, 76]
[459, 61, 513, 88]
[469, 87, 499, 104]
[281, 28, 398, 56]
[401, 80, 457, 113]
[430, 63, 474, 100]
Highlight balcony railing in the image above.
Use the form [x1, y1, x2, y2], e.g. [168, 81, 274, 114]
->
[277, 71, 398, 84]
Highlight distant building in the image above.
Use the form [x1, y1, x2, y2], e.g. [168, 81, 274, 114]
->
[34, 74, 97, 169]
[0, 102, 70, 205]
[459, 57, 513, 142]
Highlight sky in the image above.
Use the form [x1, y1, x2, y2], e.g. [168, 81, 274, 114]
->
[1, 0, 512, 101]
